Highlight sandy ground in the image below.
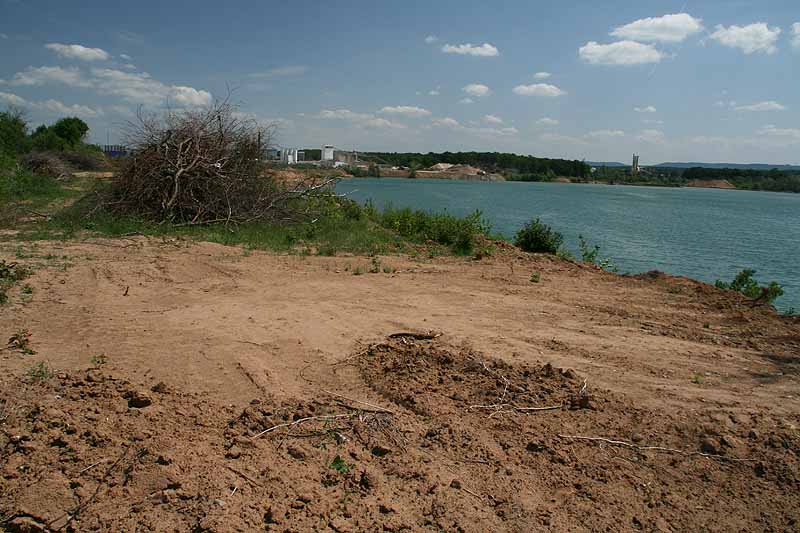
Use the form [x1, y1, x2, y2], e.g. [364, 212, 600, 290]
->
[1, 238, 798, 531]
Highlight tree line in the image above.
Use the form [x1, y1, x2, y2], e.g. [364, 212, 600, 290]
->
[362, 151, 591, 179]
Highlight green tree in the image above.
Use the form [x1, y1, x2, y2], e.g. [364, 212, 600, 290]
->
[0, 108, 30, 156]
[51, 117, 89, 148]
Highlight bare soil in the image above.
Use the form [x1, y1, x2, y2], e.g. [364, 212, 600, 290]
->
[1, 238, 798, 532]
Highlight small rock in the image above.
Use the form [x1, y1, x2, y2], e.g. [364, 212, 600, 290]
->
[287, 446, 305, 460]
[124, 390, 152, 409]
[748, 429, 759, 440]
[329, 516, 353, 532]
[450, 479, 462, 489]
[371, 445, 392, 457]
[226, 446, 242, 459]
[212, 498, 226, 507]
[699, 438, 719, 455]
[8, 516, 48, 533]
[150, 382, 169, 393]
[526, 441, 545, 452]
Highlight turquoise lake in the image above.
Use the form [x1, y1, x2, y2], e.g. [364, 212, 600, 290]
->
[336, 178, 800, 312]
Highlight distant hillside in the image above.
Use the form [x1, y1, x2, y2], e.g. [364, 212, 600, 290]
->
[655, 162, 800, 171]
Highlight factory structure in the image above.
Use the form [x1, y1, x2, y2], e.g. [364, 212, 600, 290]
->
[276, 144, 360, 168]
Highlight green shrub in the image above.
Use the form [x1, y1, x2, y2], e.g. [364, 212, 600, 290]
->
[514, 218, 563, 254]
[715, 269, 783, 304]
[372, 205, 491, 255]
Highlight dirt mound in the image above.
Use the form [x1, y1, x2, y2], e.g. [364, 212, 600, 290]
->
[686, 179, 735, 189]
[2, 336, 798, 532]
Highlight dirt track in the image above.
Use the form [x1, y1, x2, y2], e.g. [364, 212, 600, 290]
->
[1, 238, 798, 531]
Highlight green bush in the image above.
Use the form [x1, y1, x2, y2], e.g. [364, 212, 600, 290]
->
[514, 218, 563, 254]
[373, 205, 491, 255]
[715, 269, 783, 304]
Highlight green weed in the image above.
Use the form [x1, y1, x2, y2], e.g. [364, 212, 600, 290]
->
[26, 361, 54, 382]
[715, 269, 783, 305]
[329, 455, 354, 475]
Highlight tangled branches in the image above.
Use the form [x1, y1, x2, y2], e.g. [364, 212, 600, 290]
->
[106, 100, 335, 225]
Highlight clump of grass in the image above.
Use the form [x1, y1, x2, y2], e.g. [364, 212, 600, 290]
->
[329, 455, 354, 474]
[691, 372, 705, 385]
[514, 218, 562, 254]
[26, 361, 54, 382]
[370, 202, 491, 255]
[530, 272, 541, 283]
[89, 353, 108, 367]
[353, 265, 365, 276]
[715, 269, 783, 305]
[369, 256, 382, 274]
[8, 329, 35, 355]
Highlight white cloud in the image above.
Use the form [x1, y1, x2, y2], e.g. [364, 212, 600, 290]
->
[533, 71, 551, 79]
[611, 13, 704, 43]
[424, 35, 439, 44]
[792, 23, 800, 50]
[458, 98, 474, 104]
[428, 89, 440, 96]
[0, 91, 101, 117]
[379, 105, 431, 117]
[536, 117, 559, 126]
[586, 129, 625, 138]
[637, 129, 665, 143]
[579, 41, 665, 65]
[1, 66, 92, 87]
[119, 54, 132, 61]
[757, 124, 800, 144]
[709, 23, 781, 55]
[643, 118, 664, 125]
[634, 105, 657, 113]
[36, 99, 102, 117]
[734, 100, 786, 112]
[441, 42, 499, 57]
[431, 116, 516, 137]
[512, 83, 566, 97]
[0, 91, 27, 106]
[317, 108, 405, 129]
[483, 114, 503, 125]
[463, 83, 491, 97]
[362, 117, 406, 129]
[45, 43, 111, 62]
[318, 109, 372, 121]
[121, 63, 137, 70]
[432, 117, 461, 129]
[90, 68, 212, 106]
[249, 65, 309, 78]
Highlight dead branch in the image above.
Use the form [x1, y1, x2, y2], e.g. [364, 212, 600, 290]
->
[105, 98, 338, 225]
[557, 435, 754, 462]
[252, 414, 353, 439]
[321, 389, 394, 414]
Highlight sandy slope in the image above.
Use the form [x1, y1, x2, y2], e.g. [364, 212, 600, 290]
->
[1, 238, 798, 531]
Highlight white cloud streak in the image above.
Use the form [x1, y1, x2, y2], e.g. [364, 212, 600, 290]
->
[734, 100, 786, 112]
[424, 35, 438, 44]
[634, 105, 657, 113]
[536, 117, 559, 126]
[611, 13, 704, 43]
[462, 83, 491, 97]
[380, 105, 431, 117]
[45, 43, 111, 61]
[483, 114, 503, 125]
[533, 71, 551, 79]
[579, 41, 664, 65]
[0, 90, 102, 116]
[709, 23, 781, 55]
[512, 83, 566, 97]
[441, 42, 499, 57]
[792, 23, 800, 50]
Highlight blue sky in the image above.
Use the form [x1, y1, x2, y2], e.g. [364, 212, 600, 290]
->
[1, 0, 798, 164]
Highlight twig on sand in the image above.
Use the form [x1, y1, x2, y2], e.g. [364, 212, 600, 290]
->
[78, 459, 106, 474]
[226, 466, 263, 488]
[321, 389, 394, 414]
[557, 435, 754, 462]
[252, 414, 353, 439]
[469, 402, 563, 418]
[388, 331, 442, 341]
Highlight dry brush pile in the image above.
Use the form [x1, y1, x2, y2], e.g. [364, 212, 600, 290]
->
[104, 101, 335, 225]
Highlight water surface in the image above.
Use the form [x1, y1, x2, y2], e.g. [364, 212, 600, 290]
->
[336, 178, 800, 311]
